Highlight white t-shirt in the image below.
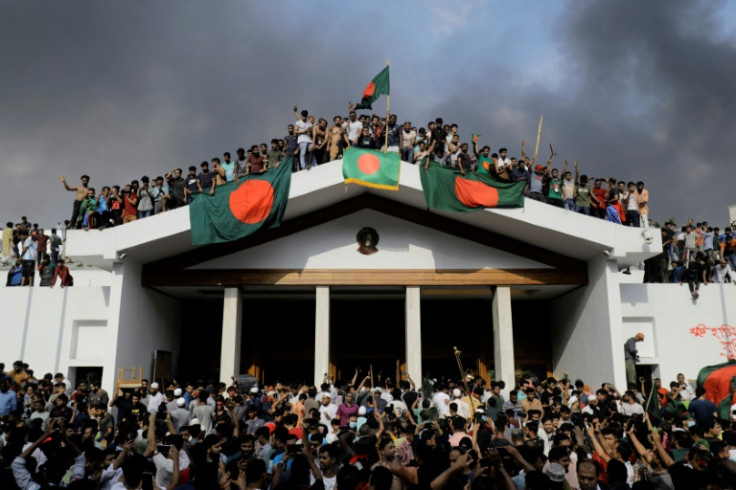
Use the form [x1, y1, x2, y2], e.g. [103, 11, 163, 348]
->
[346, 120, 363, 141]
[22, 237, 37, 261]
[619, 402, 644, 416]
[296, 120, 313, 144]
[401, 130, 416, 149]
[319, 403, 337, 425]
[323, 474, 337, 490]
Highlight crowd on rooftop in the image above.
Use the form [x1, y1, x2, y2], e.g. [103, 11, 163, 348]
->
[1, 357, 735, 490]
[2, 106, 735, 291]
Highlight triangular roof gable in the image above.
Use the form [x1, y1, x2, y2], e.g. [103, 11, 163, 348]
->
[142, 194, 587, 287]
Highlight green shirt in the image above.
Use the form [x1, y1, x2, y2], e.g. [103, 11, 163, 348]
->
[547, 178, 562, 199]
[575, 184, 592, 207]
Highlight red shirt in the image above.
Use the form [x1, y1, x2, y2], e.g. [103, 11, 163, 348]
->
[123, 193, 138, 217]
[248, 155, 265, 172]
[591, 188, 607, 209]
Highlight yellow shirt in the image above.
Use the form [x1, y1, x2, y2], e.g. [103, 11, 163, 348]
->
[2, 228, 12, 257]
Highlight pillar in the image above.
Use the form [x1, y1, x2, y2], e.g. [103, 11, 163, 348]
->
[314, 287, 330, 386]
[405, 286, 422, 384]
[492, 286, 515, 394]
[220, 288, 242, 385]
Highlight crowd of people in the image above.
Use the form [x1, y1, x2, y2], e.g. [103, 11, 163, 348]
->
[643, 221, 736, 297]
[1, 217, 73, 287]
[0, 358, 735, 489]
[49, 105, 662, 232]
[2, 106, 734, 291]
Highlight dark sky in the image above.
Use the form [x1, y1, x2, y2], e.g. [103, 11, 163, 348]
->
[2, 0, 734, 229]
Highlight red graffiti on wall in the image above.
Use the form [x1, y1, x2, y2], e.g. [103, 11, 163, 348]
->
[690, 324, 736, 360]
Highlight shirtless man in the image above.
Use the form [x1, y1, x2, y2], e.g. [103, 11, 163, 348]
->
[59, 175, 90, 230]
[312, 118, 328, 165]
[327, 116, 349, 161]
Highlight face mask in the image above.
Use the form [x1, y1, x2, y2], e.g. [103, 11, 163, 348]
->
[688, 421, 696, 428]
[349, 422, 357, 429]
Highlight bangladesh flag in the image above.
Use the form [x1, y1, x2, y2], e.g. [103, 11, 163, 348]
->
[419, 161, 525, 212]
[342, 147, 400, 190]
[697, 360, 736, 419]
[354, 66, 390, 110]
[477, 156, 493, 174]
[189, 157, 293, 245]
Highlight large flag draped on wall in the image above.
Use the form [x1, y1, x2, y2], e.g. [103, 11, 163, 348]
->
[189, 157, 293, 245]
[697, 360, 736, 419]
[353, 66, 390, 110]
[419, 161, 526, 212]
[342, 147, 400, 190]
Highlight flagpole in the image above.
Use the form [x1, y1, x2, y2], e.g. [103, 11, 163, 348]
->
[384, 58, 390, 153]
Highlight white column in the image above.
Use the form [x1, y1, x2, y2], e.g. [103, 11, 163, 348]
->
[314, 287, 330, 386]
[220, 288, 242, 385]
[405, 287, 422, 384]
[492, 286, 515, 395]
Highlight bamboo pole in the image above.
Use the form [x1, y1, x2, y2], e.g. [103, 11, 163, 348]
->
[384, 59, 390, 152]
[534, 115, 544, 157]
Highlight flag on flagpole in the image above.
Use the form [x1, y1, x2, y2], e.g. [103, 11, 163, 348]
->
[354, 66, 390, 110]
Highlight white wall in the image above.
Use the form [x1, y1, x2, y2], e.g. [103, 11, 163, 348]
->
[550, 256, 626, 389]
[0, 284, 109, 382]
[190, 209, 551, 271]
[620, 282, 736, 384]
[103, 260, 182, 394]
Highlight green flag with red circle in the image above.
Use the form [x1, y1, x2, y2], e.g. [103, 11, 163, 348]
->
[189, 157, 293, 245]
[353, 66, 390, 110]
[342, 147, 401, 191]
[419, 160, 525, 212]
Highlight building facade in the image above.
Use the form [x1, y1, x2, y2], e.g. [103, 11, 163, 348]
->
[1, 161, 733, 394]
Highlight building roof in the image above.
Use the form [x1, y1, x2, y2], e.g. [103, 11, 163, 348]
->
[65, 160, 661, 270]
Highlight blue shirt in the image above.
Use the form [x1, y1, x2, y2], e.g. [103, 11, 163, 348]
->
[0, 389, 17, 416]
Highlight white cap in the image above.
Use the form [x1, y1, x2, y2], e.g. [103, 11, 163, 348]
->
[176, 397, 185, 407]
[453, 388, 462, 398]
[151, 382, 159, 389]
[174, 388, 182, 397]
[250, 387, 259, 394]
[190, 418, 201, 426]
[358, 406, 367, 416]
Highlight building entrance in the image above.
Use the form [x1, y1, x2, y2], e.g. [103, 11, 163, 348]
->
[331, 296, 404, 385]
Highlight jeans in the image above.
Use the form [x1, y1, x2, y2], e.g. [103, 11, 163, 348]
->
[727, 254, 736, 271]
[138, 209, 153, 218]
[298, 142, 312, 169]
[401, 147, 414, 163]
[576, 206, 591, 215]
[564, 198, 575, 210]
[626, 210, 641, 227]
[528, 191, 544, 202]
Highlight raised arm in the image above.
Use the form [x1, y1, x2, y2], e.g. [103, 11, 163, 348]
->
[521, 140, 527, 159]
[574, 160, 580, 182]
[58, 176, 76, 191]
[585, 425, 611, 463]
[143, 412, 158, 458]
[166, 445, 180, 490]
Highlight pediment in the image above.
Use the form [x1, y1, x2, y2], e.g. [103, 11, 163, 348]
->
[188, 208, 551, 271]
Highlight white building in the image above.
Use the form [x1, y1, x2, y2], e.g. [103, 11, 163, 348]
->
[2, 160, 734, 394]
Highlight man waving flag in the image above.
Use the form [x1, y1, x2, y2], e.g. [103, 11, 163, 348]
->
[353, 66, 390, 110]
